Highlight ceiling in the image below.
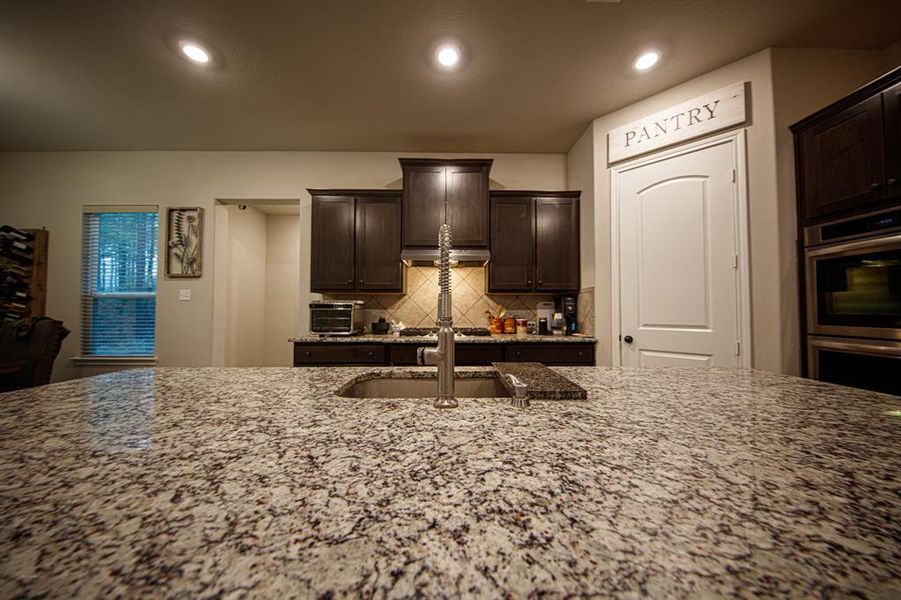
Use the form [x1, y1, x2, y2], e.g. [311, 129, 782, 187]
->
[1, 0, 899, 153]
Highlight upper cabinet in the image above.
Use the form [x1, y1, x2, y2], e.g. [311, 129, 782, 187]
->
[489, 191, 580, 293]
[309, 190, 403, 293]
[792, 67, 901, 224]
[883, 80, 901, 196]
[400, 158, 491, 247]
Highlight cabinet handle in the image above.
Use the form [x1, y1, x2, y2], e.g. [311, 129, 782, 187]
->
[870, 182, 882, 191]
[538, 280, 543, 285]
[577, 351, 583, 358]
[346, 279, 353, 284]
[367, 352, 374, 358]
[359, 280, 364, 285]
[527, 279, 532, 285]
[889, 177, 898, 186]
[304, 351, 312, 357]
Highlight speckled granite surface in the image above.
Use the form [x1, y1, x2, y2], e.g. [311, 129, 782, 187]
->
[1, 367, 899, 598]
[291, 333, 597, 344]
[492, 362, 587, 399]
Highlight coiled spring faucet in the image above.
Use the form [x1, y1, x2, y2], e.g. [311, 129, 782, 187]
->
[416, 224, 456, 408]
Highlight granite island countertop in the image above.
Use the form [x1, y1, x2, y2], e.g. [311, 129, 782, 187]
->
[0, 367, 899, 597]
[291, 333, 597, 344]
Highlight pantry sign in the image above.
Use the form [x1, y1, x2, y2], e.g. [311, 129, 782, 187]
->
[608, 81, 747, 163]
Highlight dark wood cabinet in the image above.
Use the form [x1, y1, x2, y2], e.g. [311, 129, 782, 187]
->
[446, 164, 490, 247]
[356, 197, 402, 291]
[504, 343, 594, 365]
[402, 164, 445, 247]
[883, 80, 901, 195]
[399, 158, 492, 248]
[294, 344, 385, 365]
[295, 340, 595, 366]
[309, 189, 403, 293]
[489, 197, 535, 291]
[792, 66, 901, 224]
[489, 191, 580, 293]
[310, 195, 355, 291]
[797, 95, 884, 221]
[535, 197, 580, 292]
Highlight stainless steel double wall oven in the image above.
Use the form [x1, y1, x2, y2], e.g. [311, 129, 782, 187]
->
[804, 206, 901, 394]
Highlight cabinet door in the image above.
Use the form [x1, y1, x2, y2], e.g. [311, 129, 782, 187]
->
[535, 197, 580, 292]
[403, 166, 446, 246]
[311, 196, 355, 291]
[489, 197, 534, 292]
[356, 196, 403, 291]
[799, 94, 885, 222]
[883, 81, 901, 196]
[446, 165, 489, 247]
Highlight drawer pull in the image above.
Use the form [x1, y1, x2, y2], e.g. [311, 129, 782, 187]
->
[304, 351, 312, 357]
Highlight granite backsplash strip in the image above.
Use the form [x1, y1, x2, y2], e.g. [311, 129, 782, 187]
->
[576, 287, 594, 336]
[323, 266, 558, 329]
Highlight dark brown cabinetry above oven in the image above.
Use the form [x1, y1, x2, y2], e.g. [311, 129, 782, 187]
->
[399, 158, 492, 248]
[488, 191, 580, 293]
[310, 189, 403, 293]
[792, 67, 901, 225]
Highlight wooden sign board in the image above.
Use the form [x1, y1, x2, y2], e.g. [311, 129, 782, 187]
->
[607, 81, 747, 164]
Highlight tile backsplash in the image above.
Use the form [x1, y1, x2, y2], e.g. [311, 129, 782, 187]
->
[323, 266, 559, 330]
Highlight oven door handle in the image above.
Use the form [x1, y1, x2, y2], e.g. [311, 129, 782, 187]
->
[805, 233, 901, 259]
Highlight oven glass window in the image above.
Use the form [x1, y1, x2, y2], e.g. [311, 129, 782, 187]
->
[311, 309, 352, 331]
[815, 249, 901, 328]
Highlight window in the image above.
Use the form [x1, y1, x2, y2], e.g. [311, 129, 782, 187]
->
[80, 207, 159, 358]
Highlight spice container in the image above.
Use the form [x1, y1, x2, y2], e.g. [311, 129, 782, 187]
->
[504, 317, 516, 334]
[488, 317, 503, 335]
[516, 318, 528, 338]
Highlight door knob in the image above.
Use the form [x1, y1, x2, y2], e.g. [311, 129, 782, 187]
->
[623, 335, 633, 344]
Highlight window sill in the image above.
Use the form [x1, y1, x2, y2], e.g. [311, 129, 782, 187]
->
[71, 356, 158, 367]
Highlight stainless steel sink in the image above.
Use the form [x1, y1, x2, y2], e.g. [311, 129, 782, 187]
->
[338, 374, 512, 399]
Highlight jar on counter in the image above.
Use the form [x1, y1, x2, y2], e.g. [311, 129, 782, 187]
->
[504, 317, 516, 334]
[515, 318, 528, 338]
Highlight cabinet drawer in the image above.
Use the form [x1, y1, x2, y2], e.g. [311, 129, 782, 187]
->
[294, 344, 385, 365]
[505, 343, 594, 365]
[387, 345, 419, 366]
[456, 344, 504, 366]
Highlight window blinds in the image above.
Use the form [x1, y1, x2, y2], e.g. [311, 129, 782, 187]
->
[81, 208, 159, 356]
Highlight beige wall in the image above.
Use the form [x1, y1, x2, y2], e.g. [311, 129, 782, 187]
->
[222, 205, 267, 367]
[586, 49, 778, 370]
[264, 214, 300, 366]
[566, 126, 596, 289]
[578, 46, 894, 374]
[0, 151, 565, 380]
[770, 48, 889, 374]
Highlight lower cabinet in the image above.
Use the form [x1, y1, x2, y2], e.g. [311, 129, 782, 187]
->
[504, 343, 594, 365]
[294, 341, 595, 366]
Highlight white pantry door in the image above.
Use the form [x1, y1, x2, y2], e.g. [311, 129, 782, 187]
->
[617, 138, 742, 367]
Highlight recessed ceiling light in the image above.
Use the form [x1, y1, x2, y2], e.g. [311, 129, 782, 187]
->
[179, 41, 210, 64]
[634, 51, 660, 71]
[436, 44, 460, 68]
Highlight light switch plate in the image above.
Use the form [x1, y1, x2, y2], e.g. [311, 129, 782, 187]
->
[179, 289, 191, 301]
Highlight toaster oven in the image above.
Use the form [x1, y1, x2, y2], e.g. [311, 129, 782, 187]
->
[309, 301, 364, 336]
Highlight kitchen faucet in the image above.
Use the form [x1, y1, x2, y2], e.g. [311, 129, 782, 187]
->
[417, 223, 456, 408]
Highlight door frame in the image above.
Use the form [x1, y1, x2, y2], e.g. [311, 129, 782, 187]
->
[609, 129, 752, 367]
